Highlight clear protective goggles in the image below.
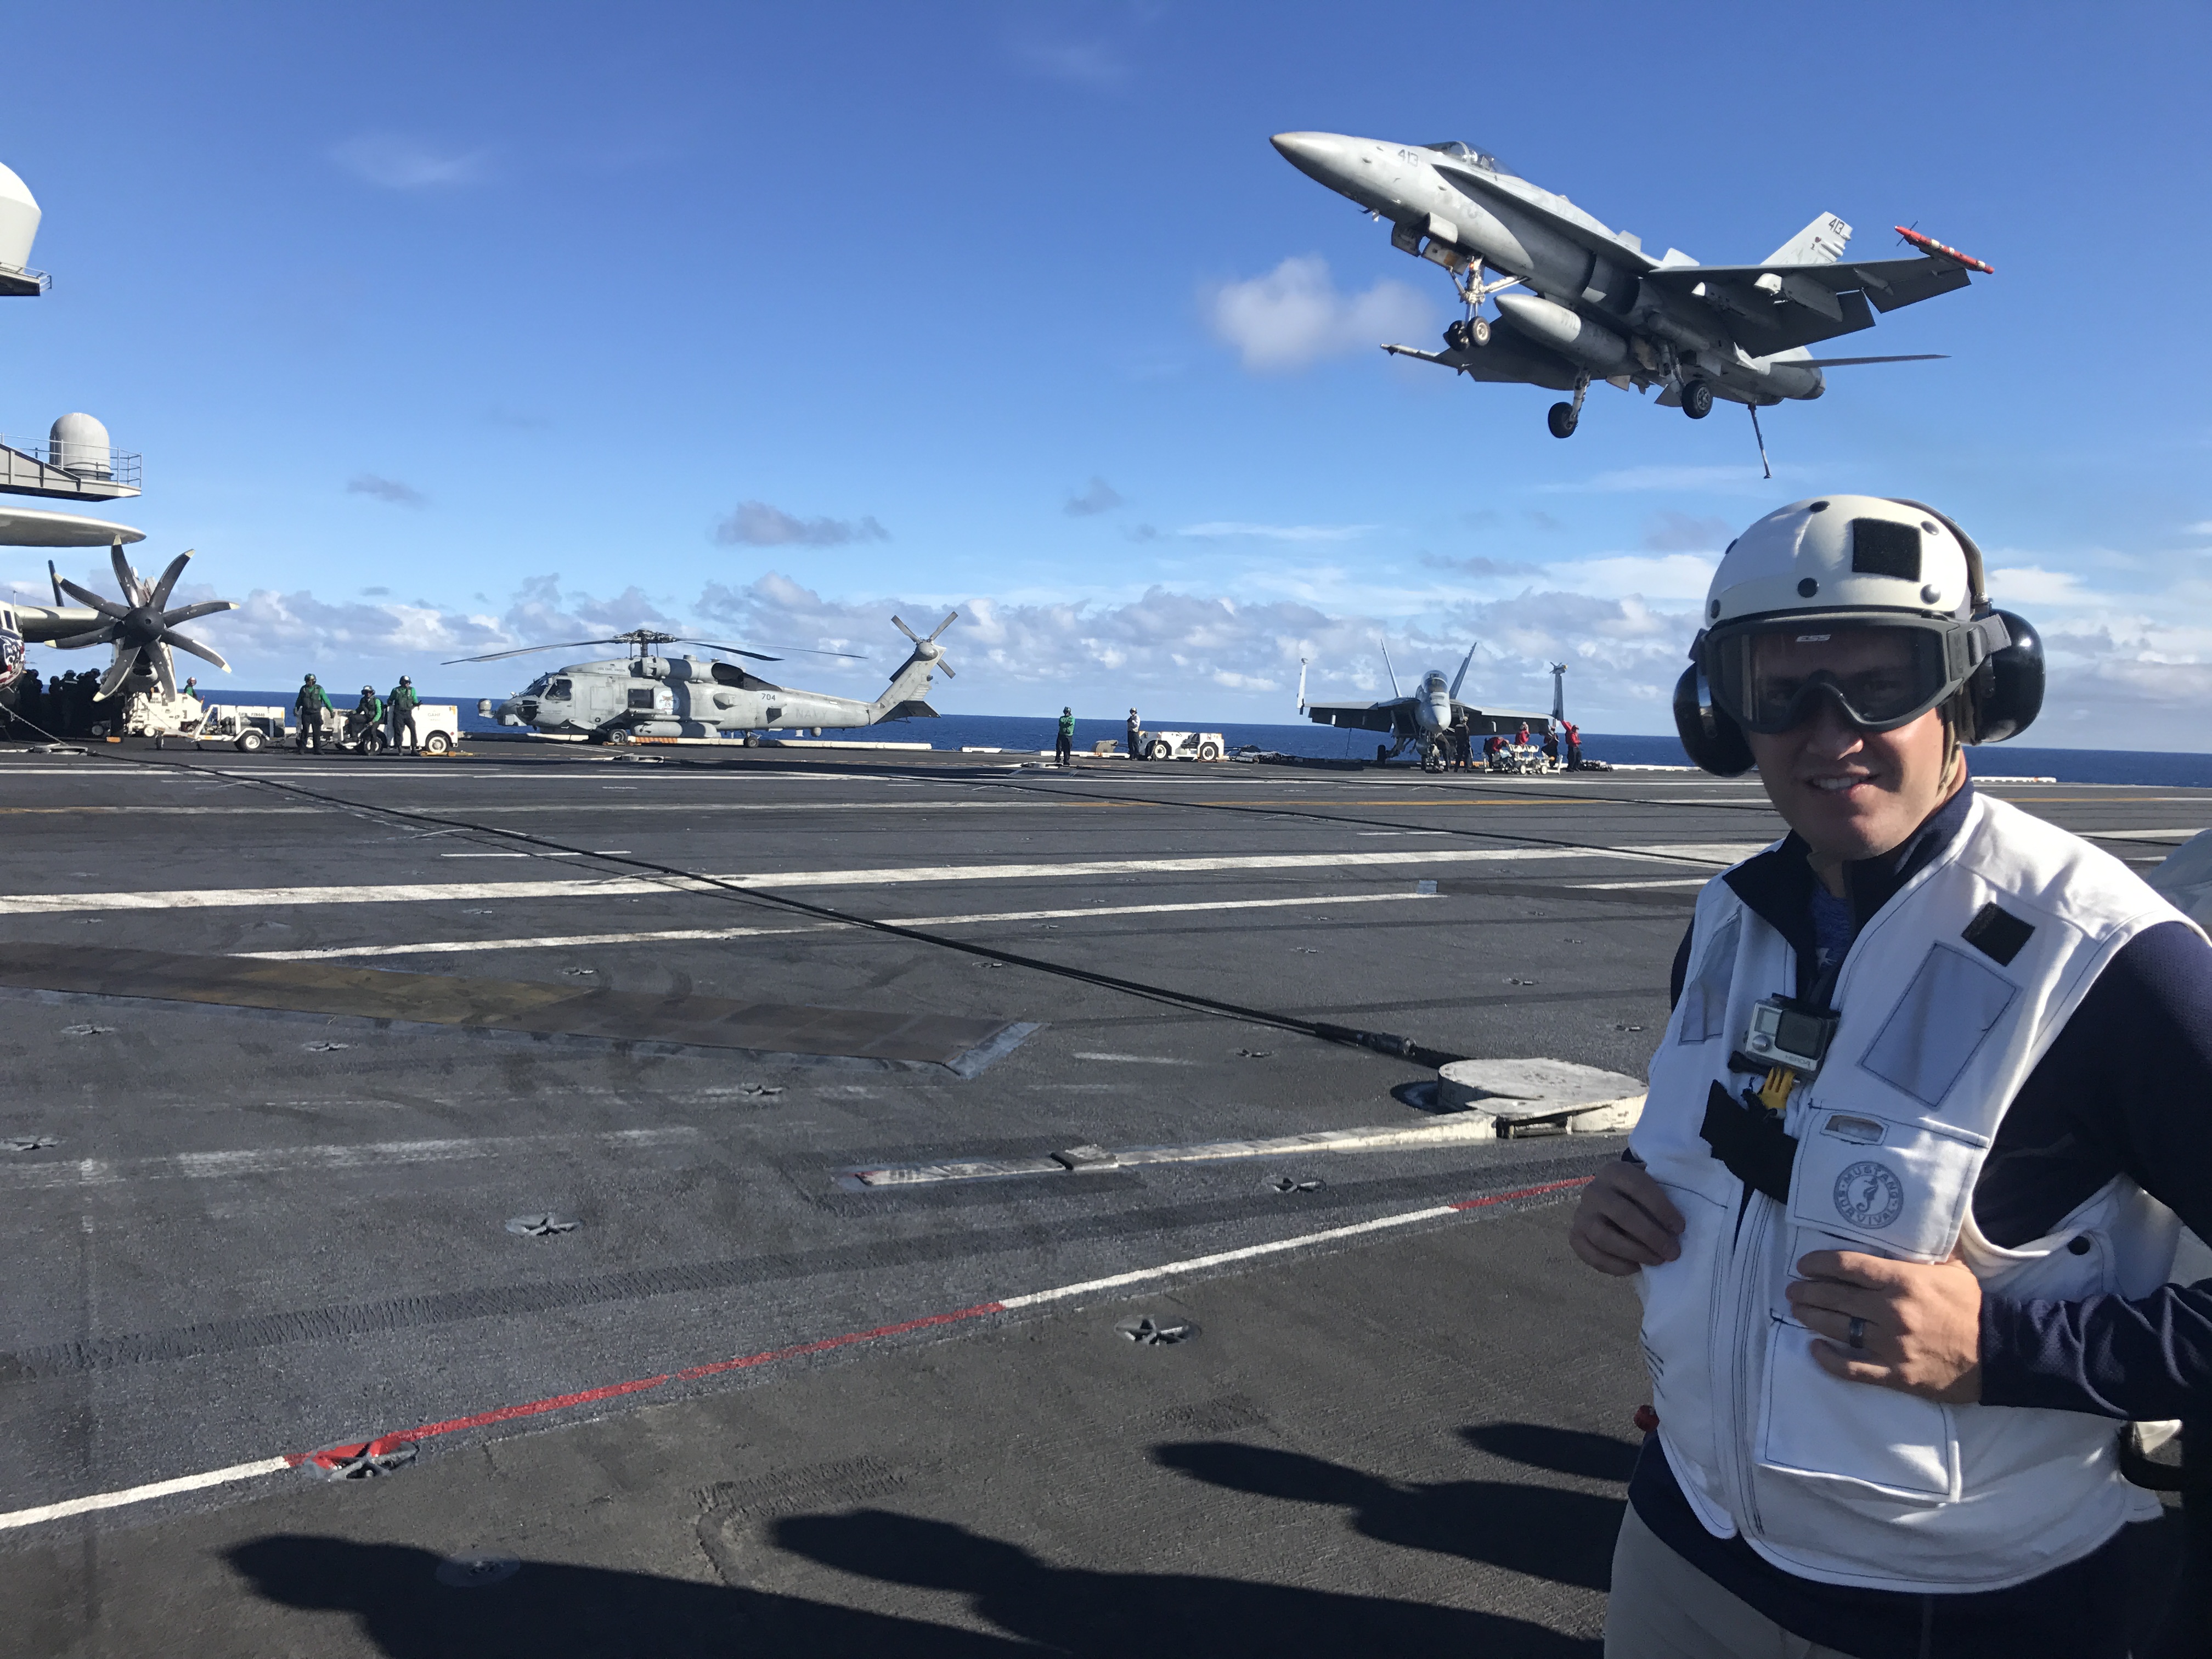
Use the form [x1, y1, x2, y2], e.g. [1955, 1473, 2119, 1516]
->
[1702, 614, 1999, 735]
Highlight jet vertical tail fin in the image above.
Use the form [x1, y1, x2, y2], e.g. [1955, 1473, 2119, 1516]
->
[1763, 213, 1852, 266]
[1449, 641, 1476, 701]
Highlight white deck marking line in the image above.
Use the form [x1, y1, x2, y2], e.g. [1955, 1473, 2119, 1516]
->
[1071, 1052, 1198, 1064]
[0, 843, 1764, 916]
[2084, 828, 2205, 843]
[0, 1459, 295, 1530]
[1567, 878, 1712, 891]
[996, 1205, 1466, 1308]
[854, 1111, 1589, 1186]
[0, 1127, 699, 1190]
[234, 891, 1440, 960]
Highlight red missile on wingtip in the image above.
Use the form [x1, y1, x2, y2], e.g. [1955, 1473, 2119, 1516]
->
[1893, 225, 1995, 274]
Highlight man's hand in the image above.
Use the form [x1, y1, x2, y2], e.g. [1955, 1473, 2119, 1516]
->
[1569, 1160, 1685, 1276]
[1787, 1249, 1982, 1404]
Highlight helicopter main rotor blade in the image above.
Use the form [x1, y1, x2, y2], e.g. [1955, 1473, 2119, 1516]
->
[677, 637, 862, 661]
[439, 638, 629, 665]
[56, 578, 127, 618]
[149, 549, 196, 611]
[161, 631, 230, 671]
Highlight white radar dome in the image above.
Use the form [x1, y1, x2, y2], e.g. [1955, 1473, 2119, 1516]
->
[49, 412, 111, 479]
[0, 162, 40, 272]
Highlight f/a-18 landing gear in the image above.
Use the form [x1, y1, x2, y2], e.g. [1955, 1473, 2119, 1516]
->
[1680, 378, 1714, 420]
[1547, 372, 1592, 438]
[1443, 316, 1491, 352]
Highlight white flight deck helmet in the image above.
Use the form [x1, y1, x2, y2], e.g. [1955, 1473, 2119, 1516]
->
[1673, 494, 2044, 776]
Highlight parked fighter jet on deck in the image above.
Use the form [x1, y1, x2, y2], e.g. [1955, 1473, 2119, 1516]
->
[1271, 133, 1989, 453]
[1299, 641, 1548, 768]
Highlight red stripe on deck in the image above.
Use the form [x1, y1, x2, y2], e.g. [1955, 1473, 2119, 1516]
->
[675, 1302, 1006, 1380]
[292, 1181, 1590, 1466]
[1450, 1176, 1593, 1210]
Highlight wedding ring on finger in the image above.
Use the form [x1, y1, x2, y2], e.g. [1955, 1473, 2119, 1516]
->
[1847, 1315, 1868, 1351]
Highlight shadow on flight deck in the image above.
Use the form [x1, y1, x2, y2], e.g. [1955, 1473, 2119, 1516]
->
[230, 1514, 1596, 1656]
[1152, 1421, 1634, 1593]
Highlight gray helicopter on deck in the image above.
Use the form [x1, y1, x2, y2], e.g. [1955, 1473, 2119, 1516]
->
[456, 613, 957, 743]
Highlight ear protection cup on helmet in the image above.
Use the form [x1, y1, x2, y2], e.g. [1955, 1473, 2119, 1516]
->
[1970, 609, 2044, 744]
[1673, 662, 1754, 776]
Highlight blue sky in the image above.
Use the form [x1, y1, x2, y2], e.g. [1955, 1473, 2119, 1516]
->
[4, 1, 2208, 743]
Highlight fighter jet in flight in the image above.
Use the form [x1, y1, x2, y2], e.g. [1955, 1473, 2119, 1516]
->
[1271, 133, 1989, 451]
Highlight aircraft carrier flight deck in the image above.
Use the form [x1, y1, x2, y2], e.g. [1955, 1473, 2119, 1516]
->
[4, 742, 2203, 1655]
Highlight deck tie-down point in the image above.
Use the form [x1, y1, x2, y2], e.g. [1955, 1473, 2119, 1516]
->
[506, 1213, 581, 1238]
[307, 1438, 418, 1480]
[436, 1553, 521, 1589]
[4, 1134, 59, 1153]
[1117, 1315, 1196, 1346]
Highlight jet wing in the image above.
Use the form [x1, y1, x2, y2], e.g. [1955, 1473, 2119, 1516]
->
[1641, 252, 1977, 352]
[1305, 699, 1410, 735]
[1453, 703, 1553, 735]
[13, 603, 101, 643]
[1431, 163, 1651, 268]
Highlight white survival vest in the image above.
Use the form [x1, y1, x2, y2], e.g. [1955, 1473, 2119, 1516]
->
[1634, 792, 2194, 1593]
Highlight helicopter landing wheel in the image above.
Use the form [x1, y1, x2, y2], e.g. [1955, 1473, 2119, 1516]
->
[1547, 402, 1579, 438]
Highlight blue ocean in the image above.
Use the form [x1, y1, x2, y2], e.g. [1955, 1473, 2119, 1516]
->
[193, 691, 2212, 788]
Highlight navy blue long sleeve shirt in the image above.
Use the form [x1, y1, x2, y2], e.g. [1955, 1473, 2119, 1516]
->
[1634, 782, 2212, 1656]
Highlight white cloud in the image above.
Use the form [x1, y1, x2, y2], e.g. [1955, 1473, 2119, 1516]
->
[2183, 522, 2212, 538]
[1178, 521, 1374, 542]
[1204, 256, 1432, 373]
[347, 473, 427, 509]
[1544, 553, 1719, 602]
[714, 501, 889, 546]
[1541, 465, 1781, 495]
[1985, 564, 2090, 606]
[693, 573, 1700, 721]
[1012, 38, 1128, 87]
[1064, 477, 1124, 517]
[330, 134, 493, 189]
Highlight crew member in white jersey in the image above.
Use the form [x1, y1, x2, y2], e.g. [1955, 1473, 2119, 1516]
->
[1571, 496, 2212, 1657]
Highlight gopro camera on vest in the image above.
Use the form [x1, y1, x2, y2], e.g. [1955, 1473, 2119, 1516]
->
[1743, 995, 1839, 1077]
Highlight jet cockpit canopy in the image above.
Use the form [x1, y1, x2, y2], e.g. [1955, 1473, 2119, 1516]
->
[1423, 140, 1509, 175]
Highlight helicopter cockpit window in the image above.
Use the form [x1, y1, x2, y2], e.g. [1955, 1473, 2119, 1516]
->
[1423, 140, 1506, 174]
[548, 678, 572, 699]
[525, 675, 550, 695]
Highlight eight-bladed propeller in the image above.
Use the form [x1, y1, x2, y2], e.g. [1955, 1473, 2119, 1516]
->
[50, 541, 237, 701]
[442, 627, 868, 666]
[890, 611, 958, 678]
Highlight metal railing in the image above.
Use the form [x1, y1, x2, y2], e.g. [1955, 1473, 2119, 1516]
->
[0, 264, 51, 296]
[0, 433, 142, 490]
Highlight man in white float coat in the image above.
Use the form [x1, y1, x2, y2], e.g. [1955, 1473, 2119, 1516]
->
[1571, 496, 2212, 1656]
